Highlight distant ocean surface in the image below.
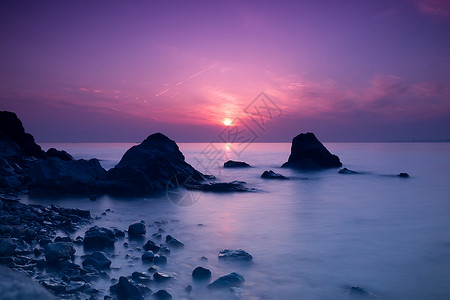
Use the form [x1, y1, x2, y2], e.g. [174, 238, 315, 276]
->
[25, 142, 450, 299]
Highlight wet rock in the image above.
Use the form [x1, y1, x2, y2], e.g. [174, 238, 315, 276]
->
[143, 240, 160, 252]
[142, 251, 154, 262]
[46, 148, 73, 161]
[132, 271, 152, 282]
[100, 133, 205, 195]
[148, 265, 158, 273]
[153, 272, 173, 282]
[43, 242, 75, 264]
[165, 235, 184, 247]
[152, 289, 172, 299]
[398, 172, 410, 178]
[218, 249, 253, 261]
[192, 266, 211, 280]
[185, 181, 256, 192]
[83, 226, 115, 250]
[0, 238, 16, 256]
[208, 272, 245, 289]
[223, 160, 251, 168]
[153, 254, 167, 265]
[347, 286, 369, 296]
[128, 220, 146, 238]
[82, 252, 111, 270]
[282, 132, 342, 169]
[41, 279, 66, 294]
[261, 170, 288, 180]
[54, 236, 72, 243]
[339, 168, 359, 174]
[111, 276, 143, 300]
[113, 229, 125, 238]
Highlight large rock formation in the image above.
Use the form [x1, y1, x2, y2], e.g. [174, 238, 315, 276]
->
[282, 132, 342, 169]
[100, 133, 205, 195]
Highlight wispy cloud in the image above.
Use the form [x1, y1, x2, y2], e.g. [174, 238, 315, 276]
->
[413, 0, 450, 18]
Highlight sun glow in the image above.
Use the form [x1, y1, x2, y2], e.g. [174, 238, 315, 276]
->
[223, 118, 232, 126]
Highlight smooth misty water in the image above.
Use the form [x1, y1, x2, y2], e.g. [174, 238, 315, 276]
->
[24, 142, 450, 300]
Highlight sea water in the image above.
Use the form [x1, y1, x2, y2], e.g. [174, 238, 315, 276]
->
[24, 142, 450, 299]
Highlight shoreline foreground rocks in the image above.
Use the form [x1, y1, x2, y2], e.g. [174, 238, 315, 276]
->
[282, 132, 342, 169]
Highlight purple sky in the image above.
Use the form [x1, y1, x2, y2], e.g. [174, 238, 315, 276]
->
[1, 0, 449, 142]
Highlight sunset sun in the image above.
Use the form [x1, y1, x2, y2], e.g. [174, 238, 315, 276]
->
[223, 118, 232, 126]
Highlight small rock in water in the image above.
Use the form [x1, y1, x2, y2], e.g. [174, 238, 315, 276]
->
[143, 240, 160, 252]
[192, 266, 211, 280]
[44, 242, 76, 264]
[208, 272, 245, 289]
[113, 229, 125, 238]
[152, 233, 162, 239]
[185, 284, 192, 292]
[223, 160, 251, 168]
[153, 272, 174, 282]
[347, 286, 369, 296]
[147, 265, 158, 273]
[112, 276, 143, 300]
[82, 251, 111, 270]
[218, 249, 253, 261]
[153, 254, 167, 265]
[132, 271, 152, 282]
[200, 256, 208, 261]
[261, 170, 289, 179]
[397, 172, 410, 178]
[83, 226, 116, 250]
[128, 220, 146, 238]
[339, 168, 359, 174]
[152, 289, 172, 299]
[165, 235, 184, 247]
[142, 251, 155, 262]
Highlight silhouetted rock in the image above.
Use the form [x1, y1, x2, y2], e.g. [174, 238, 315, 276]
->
[339, 168, 358, 174]
[82, 252, 111, 270]
[26, 158, 105, 195]
[282, 132, 342, 169]
[218, 249, 253, 261]
[207, 272, 245, 289]
[224, 160, 251, 168]
[46, 148, 73, 161]
[0, 111, 45, 158]
[165, 235, 184, 247]
[397, 172, 410, 178]
[153, 254, 167, 264]
[128, 220, 146, 238]
[142, 251, 154, 262]
[261, 170, 288, 179]
[152, 289, 172, 299]
[153, 272, 174, 282]
[143, 240, 160, 252]
[43, 242, 75, 264]
[112, 277, 143, 300]
[83, 226, 115, 250]
[100, 133, 205, 195]
[192, 266, 211, 280]
[185, 181, 255, 192]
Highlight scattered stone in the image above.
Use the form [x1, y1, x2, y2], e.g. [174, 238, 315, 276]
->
[147, 265, 157, 273]
[143, 240, 160, 252]
[347, 286, 369, 296]
[339, 168, 359, 174]
[282, 132, 342, 169]
[153, 254, 167, 265]
[82, 252, 111, 270]
[218, 249, 253, 261]
[185, 181, 256, 192]
[261, 170, 288, 179]
[192, 266, 211, 280]
[132, 271, 152, 282]
[142, 251, 154, 262]
[128, 220, 146, 238]
[152, 289, 172, 299]
[200, 256, 208, 261]
[165, 235, 184, 247]
[223, 160, 251, 168]
[113, 229, 125, 238]
[112, 276, 143, 300]
[43, 242, 75, 264]
[185, 285, 192, 292]
[208, 272, 245, 289]
[153, 272, 173, 282]
[83, 226, 115, 250]
[398, 173, 410, 178]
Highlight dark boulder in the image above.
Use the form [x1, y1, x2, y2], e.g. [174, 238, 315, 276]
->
[165, 235, 184, 247]
[261, 170, 288, 180]
[192, 266, 211, 280]
[128, 220, 146, 238]
[143, 240, 160, 252]
[82, 252, 111, 270]
[43, 242, 75, 264]
[282, 132, 342, 169]
[132, 271, 152, 282]
[152, 289, 172, 299]
[223, 160, 251, 168]
[46, 148, 73, 161]
[100, 133, 205, 195]
[142, 251, 155, 262]
[153, 272, 174, 282]
[185, 181, 256, 192]
[111, 276, 143, 300]
[397, 173, 410, 178]
[207, 272, 245, 289]
[218, 249, 253, 261]
[339, 168, 359, 174]
[83, 226, 115, 250]
[26, 158, 106, 195]
[153, 254, 167, 265]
